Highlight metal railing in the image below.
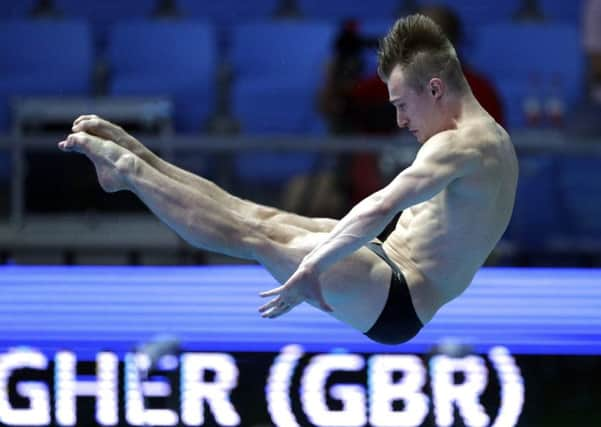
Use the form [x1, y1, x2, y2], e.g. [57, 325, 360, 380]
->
[0, 129, 600, 261]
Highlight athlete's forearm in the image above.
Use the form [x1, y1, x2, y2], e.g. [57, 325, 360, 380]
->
[302, 191, 398, 273]
[300, 167, 434, 273]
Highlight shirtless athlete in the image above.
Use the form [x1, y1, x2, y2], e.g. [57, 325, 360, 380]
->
[58, 14, 518, 344]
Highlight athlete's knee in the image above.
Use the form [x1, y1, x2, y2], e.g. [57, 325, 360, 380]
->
[247, 220, 313, 260]
[237, 214, 278, 256]
[286, 231, 328, 257]
[248, 203, 281, 222]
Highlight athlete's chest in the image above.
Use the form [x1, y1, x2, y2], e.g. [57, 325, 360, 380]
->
[407, 190, 447, 220]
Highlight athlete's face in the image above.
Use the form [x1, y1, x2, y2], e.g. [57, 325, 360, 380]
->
[386, 65, 442, 144]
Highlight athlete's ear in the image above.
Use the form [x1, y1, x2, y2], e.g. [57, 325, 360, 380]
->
[429, 78, 444, 99]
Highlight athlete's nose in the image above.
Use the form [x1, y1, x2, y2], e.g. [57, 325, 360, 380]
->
[396, 112, 408, 129]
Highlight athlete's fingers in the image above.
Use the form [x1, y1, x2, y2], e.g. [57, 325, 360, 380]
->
[258, 297, 282, 313]
[260, 285, 285, 298]
[266, 304, 293, 319]
[264, 300, 297, 319]
[260, 302, 286, 318]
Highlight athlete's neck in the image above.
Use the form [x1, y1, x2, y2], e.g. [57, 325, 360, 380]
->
[443, 91, 487, 130]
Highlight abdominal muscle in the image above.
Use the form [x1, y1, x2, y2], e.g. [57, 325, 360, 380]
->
[382, 191, 505, 325]
[380, 120, 518, 325]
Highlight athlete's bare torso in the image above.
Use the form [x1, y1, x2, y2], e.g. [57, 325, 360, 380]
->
[383, 116, 518, 324]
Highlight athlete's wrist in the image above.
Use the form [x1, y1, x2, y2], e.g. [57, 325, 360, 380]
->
[300, 255, 322, 276]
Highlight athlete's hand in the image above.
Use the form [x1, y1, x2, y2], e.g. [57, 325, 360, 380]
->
[259, 263, 333, 319]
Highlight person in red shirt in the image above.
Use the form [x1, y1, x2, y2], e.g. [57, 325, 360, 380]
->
[339, 6, 506, 132]
[288, 7, 505, 233]
[417, 5, 505, 126]
[348, 5, 506, 222]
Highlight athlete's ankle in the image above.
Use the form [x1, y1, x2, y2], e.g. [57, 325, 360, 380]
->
[114, 152, 139, 183]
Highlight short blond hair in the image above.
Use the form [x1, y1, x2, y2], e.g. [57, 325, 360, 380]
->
[377, 14, 468, 93]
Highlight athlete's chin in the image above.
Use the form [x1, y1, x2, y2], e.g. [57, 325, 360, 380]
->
[414, 130, 434, 144]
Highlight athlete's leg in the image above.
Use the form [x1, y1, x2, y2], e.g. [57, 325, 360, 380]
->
[72, 115, 337, 233]
[59, 132, 271, 259]
[59, 131, 390, 332]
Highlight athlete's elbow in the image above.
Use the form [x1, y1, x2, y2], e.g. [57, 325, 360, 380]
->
[369, 192, 398, 219]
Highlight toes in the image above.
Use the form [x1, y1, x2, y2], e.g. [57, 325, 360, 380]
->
[58, 133, 80, 151]
[70, 131, 88, 141]
[58, 132, 95, 153]
[73, 116, 119, 141]
[57, 140, 70, 151]
[72, 117, 100, 132]
[73, 114, 98, 127]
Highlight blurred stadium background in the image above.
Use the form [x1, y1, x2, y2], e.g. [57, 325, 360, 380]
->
[0, 1, 600, 426]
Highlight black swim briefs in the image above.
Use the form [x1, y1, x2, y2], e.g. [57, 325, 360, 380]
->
[363, 241, 423, 345]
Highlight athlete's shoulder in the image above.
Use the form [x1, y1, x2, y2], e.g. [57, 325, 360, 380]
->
[420, 126, 479, 159]
[458, 116, 511, 148]
[455, 119, 517, 179]
[414, 129, 481, 179]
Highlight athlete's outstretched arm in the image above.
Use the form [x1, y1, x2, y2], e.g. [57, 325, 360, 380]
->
[259, 133, 480, 317]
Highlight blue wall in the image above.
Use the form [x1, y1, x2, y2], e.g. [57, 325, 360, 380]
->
[1, 265, 599, 356]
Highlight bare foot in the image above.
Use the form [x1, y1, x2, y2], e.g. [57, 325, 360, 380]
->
[58, 132, 136, 193]
[71, 114, 144, 157]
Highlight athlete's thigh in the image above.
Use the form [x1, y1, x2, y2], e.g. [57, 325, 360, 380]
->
[261, 205, 339, 233]
[255, 231, 392, 333]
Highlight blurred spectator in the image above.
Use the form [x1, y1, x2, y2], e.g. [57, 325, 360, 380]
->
[396, 0, 418, 17]
[152, 0, 182, 19]
[273, 0, 303, 19]
[567, 0, 601, 137]
[513, 0, 545, 22]
[318, 20, 396, 135]
[283, 6, 505, 222]
[419, 5, 506, 127]
[283, 20, 394, 219]
[584, 0, 601, 99]
[284, 5, 507, 220]
[29, 0, 62, 19]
